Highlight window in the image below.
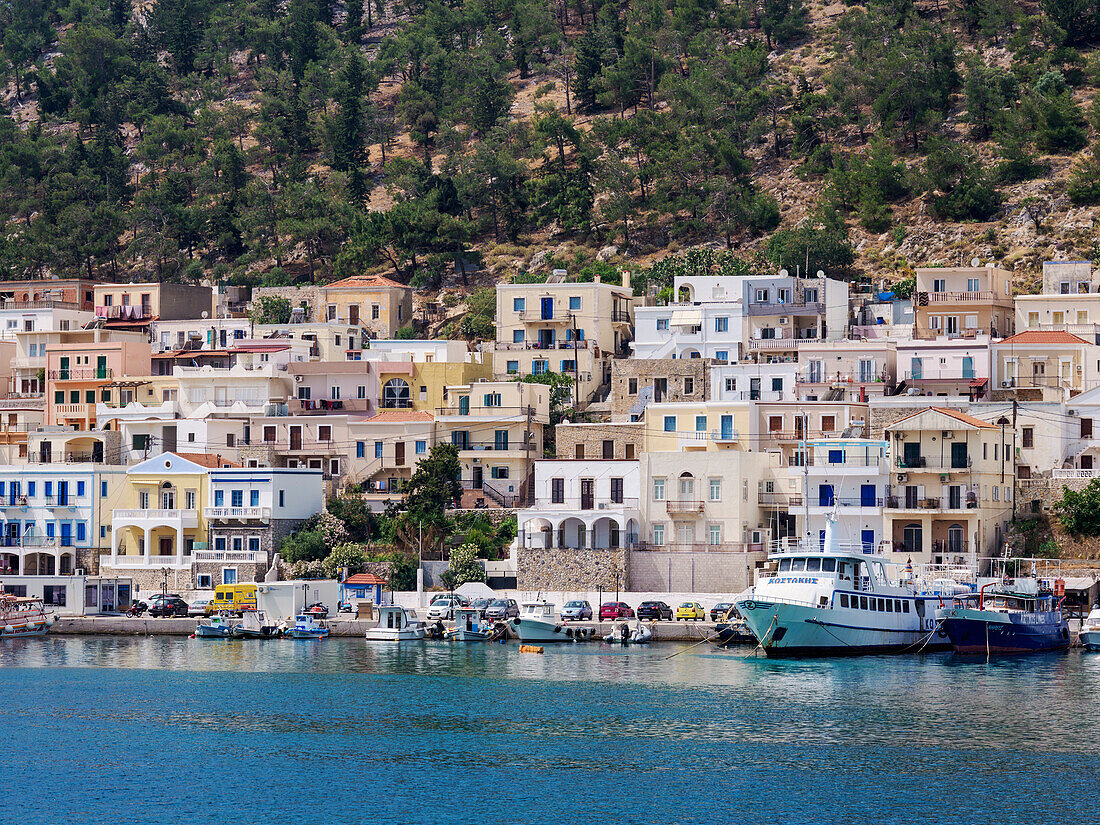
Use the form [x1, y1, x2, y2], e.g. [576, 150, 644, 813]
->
[371, 305, 380, 320]
[54, 390, 63, 404]
[415, 440, 426, 455]
[715, 317, 728, 332]
[709, 524, 721, 545]
[356, 441, 365, 458]
[755, 288, 770, 303]
[132, 434, 150, 451]
[725, 377, 736, 392]
[250, 490, 260, 506]
[569, 296, 581, 311]
[716, 350, 728, 361]
[214, 490, 224, 507]
[491, 466, 509, 479]
[560, 360, 576, 372]
[513, 329, 525, 343]
[653, 478, 665, 500]
[318, 425, 331, 441]
[494, 430, 509, 450]
[772, 377, 783, 393]
[513, 297, 525, 312]
[357, 385, 366, 399]
[695, 415, 707, 432]
[231, 490, 243, 507]
[656, 318, 669, 331]
[76, 522, 86, 543]
[1022, 427, 1033, 448]
[101, 481, 107, 497]
[551, 478, 565, 503]
[967, 278, 980, 292]
[652, 524, 665, 545]
[279, 490, 285, 507]
[76, 481, 85, 497]
[507, 360, 519, 374]
[382, 378, 410, 408]
[663, 415, 676, 432]
[709, 478, 721, 500]
[610, 477, 624, 503]
[532, 359, 548, 375]
[628, 378, 638, 395]
[375, 441, 383, 459]
[185, 490, 196, 510]
[933, 278, 946, 292]
[484, 393, 502, 407]
[684, 377, 694, 395]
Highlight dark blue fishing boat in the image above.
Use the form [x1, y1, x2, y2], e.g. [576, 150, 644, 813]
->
[941, 577, 1070, 654]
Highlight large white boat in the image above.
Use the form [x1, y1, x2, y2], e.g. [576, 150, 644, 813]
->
[736, 511, 969, 657]
[0, 594, 55, 638]
[1080, 608, 1100, 650]
[364, 605, 426, 642]
[507, 601, 567, 642]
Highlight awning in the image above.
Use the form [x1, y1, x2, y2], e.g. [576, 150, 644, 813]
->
[969, 378, 988, 388]
[1061, 576, 1099, 591]
[670, 309, 702, 326]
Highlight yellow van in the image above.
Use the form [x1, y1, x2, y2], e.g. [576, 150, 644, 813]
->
[206, 583, 258, 616]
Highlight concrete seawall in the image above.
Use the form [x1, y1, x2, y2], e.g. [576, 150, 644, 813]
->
[51, 616, 730, 642]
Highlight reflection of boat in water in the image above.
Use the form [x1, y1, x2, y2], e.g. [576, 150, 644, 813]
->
[942, 576, 1070, 654]
[604, 620, 651, 645]
[195, 614, 235, 638]
[287, 613, 329, 639]
[230, 611, 281, 639]
[1080, 608, 1100, 650]
[447, 607, 505, 642]
[0, 595, 54, 638]
[713, 619, 756, 647]
[364, 605, 426, 642]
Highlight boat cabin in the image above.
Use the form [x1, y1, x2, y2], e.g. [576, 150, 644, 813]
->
[519, 601, 555, 619]
[377, 605, 416, 630]
[771, 553, 889, 592]
[454, 606, 483, 632]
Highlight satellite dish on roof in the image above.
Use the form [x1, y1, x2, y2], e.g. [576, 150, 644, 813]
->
[970, 258, 980, 268]
[779, 269, 788, 278]
[201, 310, 209, 319]
[816, 270, 824, 278]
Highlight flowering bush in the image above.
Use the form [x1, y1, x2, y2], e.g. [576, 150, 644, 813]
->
[317, 511, 348, 546]
[323, 542, 367, 579]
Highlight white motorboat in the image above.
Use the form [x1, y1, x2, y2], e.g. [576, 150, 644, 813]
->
[364, 605, 426, 642]
[230, 611, 281, 639]
[604, 619, 652, 644]
[736, 509, 968, 657]
[507, 601, 567, 642]
[0, 594, 55, 638]
[1079, 608, 1100, 650]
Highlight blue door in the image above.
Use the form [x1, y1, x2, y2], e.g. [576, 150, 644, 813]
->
[861, 530, 875, 555]
[57, 481, 68, 506]
[819, 484, 834, 506]
[860, 484, 876, 507]
[540, 297, 554, 320]
[720, 415, 733, 439]
[60, 522, 72, 547]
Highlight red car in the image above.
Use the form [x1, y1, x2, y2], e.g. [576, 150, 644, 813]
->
[600, 601, 635, 620]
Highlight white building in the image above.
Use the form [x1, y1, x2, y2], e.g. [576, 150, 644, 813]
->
[710, 362, 800, 402]
[798, 439, 889, 553]
[0, 302, 94, 342]
[518, 459, 642, 551]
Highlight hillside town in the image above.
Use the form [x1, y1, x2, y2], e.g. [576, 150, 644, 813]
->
[2, 261, 1100, 615]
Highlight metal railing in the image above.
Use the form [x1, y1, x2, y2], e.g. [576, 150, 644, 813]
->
[759, 492, 803, 507]
[532, 497, 640, 510]
[904, 370, 979, 381]
[665, 500, 705, 514]
[894, 456, 972, 471]
[48, 368, 112, 380]
[1, 300, 80, 310]
[494, 339, 591, 351]
[612, 310, 632, 323]
[29, 451, 101, 464]
[436, 404, 536, 417]
[1052, 468, 1100, 479]
[453, 440, 533, 452]
[204, 506, 272, 520]
[885, 496, 978, 511]
[745, 301, 824, 316]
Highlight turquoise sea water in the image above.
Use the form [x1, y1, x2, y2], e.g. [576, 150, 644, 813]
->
[3, 637, 1099, 824]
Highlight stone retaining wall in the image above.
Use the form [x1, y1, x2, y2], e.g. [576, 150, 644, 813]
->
[627, 549, 765, 594]
[517, 547, 625, 591]
[1016, 477, 1092, 512]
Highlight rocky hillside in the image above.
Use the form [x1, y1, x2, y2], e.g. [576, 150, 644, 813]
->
[2, 0, 1100, 299]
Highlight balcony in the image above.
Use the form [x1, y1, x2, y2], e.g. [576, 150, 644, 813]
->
[665, 500, 705, 515]
[885, 496, 978, 511]
[535, 497, 641, 510]
[49, 368, 113, 380]
[1052, 468, 1100, 479]
[811, 496, 885, 509]
[759, 492, 803, 507]
[710, 429, 740, 443]
[30, 451, 101, 464]
[290, 398, 372, 414]
[494, 339, 591, 351]
[612, 309, 632, 324]
[455, 440, 534, 452]
[745, 301, 824, 316]
[437, 405, 536, 418]
[113, 508, 199, 529]
[904, 370, 980, 382]
[747, 338, 805, 351]
[1, 299, 80, 311]
[894, 456, 972, 471]
[101, 554, 194, 568]
[54, 404, 94, 419]
[517, 309, 572, 325]
[95, 305, 152, 320]
[632, 541, 755, 553]
[923, 291, 994, 303]
[193, 550, 265, 563]
[204, 506, 272, 521]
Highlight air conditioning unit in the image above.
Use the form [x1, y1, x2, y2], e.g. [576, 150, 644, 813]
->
[940, 474, 949, 482]
[942, 431, 952, 439]
[598, 503, 607, 510]
[779, 317, 789, 325]
[897, 473, 908, 483]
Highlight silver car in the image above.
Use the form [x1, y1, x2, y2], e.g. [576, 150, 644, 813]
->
[426, 596, 465, 621]
[560, 600, 593, 621]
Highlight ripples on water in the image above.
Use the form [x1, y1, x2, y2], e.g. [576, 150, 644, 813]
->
[2, 637, 1098, 824]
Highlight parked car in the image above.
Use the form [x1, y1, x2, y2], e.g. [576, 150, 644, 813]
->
[188, 598, 212, 617]
[637, 600, 673, 621]
[599, 601, 635, 621]
[149, 596, 189, 618]
[710, 602, 736, 622]
[561, 600, 593, 621]
[469, 597, 493, 615]
[427, 596, 466, 621]
[676, 601, 706, 621]
[483, 598, 519, 620]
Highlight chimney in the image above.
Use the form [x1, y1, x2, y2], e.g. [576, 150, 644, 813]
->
[621, 270, 631, 293]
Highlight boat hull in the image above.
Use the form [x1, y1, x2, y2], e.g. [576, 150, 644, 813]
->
[364, 628, 426, 642]
[195, 625, 233, 638]
[507, 617, 567, 642]
[737, 598, 948, 658]
[287, 629, 329, 639]
[0, 622, 49, 638]
[231, 627, 280, 639]
[1080, 629, 1100, 650]
[942, 608, 1070, 654]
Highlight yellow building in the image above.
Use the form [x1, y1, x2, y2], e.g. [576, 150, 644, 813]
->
[913, 265, 1014, 340]
[640, 401, 753, 453]
[319, 275, 413, 338]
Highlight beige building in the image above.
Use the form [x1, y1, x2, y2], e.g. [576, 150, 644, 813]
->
[991, 331, 1100, 401]
[797, 341, 897, 401]
[346, 410, 436, 496]
[254, 275, 413, 339]
[884, 407, 1013, 567]
[493, 278, 634, 408]
[93, 282, 213, 323]
[913, 265, 1013, 340]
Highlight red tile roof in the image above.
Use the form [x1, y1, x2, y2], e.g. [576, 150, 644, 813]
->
[998, 330, 1090, 345]
[173, 452, 242, 468]
[892, 406, 998, 430]
[364, 410, 434, 423]
[324, 275, 409, 290]
[344, 573, 388, 586]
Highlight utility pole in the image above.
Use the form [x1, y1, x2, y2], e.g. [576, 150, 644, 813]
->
[571, 311, 580, 414]
[1011, 399, 1018, 520]
[523, 402, 533, 506]
[803, 412, 810, 550]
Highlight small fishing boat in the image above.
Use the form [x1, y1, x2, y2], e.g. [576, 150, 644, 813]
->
[286, 613, 329, 639]
[713, 617, 756, 647]
[364, 605, 426, 642]
[604, 619, 652, 645]
[448, 606, 495, 642]
[507, 600, 570, 642]
[230, 611, 281, 639]
[0, 595, 55, 638]
[942, 577, 1070, 654]
[195, 614, 235, 638]
[1080, 608, 1100, 650]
